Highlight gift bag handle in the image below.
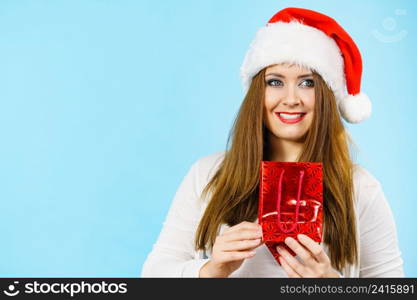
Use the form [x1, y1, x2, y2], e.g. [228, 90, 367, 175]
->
[276, 169, 305, 233]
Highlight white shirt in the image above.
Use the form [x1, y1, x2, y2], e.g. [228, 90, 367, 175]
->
[141, 151, 404, 277]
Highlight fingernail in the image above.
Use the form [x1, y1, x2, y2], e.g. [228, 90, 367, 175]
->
[285, 237, 293, 244]
[276, 246, 282, 252]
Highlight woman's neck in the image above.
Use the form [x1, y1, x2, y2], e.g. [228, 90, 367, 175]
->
[267, 135, 303, 162]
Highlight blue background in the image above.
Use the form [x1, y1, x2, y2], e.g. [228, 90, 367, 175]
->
[0, 0, 415, 277]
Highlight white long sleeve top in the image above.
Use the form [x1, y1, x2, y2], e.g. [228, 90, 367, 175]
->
[141, 151, 404, 277]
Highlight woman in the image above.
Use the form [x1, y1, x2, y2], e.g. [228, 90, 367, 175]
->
[141, 7, 404, 277]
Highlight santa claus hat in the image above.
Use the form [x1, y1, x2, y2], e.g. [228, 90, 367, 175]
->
[240, 7, 371, 124]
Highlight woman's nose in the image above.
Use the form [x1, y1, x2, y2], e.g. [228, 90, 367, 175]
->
[282, 88, 301, 107]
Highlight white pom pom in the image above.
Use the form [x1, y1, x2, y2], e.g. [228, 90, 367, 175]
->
[338, 93, 372, 124]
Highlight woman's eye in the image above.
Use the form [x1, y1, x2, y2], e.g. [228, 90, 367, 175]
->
[299, 79, 314, 87]
[267, 79, 283, 87]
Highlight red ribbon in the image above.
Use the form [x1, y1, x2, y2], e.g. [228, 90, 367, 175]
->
[276, 169, 305, 233]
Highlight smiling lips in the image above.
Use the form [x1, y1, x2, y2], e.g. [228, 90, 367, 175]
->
[275, 112, 307, 124]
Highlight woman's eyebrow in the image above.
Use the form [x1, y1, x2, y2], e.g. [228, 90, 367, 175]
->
[265, 73, 313, 79]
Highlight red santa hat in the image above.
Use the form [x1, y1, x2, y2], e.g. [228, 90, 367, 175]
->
[240, 7, 372, 124]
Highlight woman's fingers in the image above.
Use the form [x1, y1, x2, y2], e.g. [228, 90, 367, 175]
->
[209, 221, 264, 276]
[277, 246, 307, 276]
[297, 234, 330, 264]
[216, 250, 257, 263]
[284, 237, 317, 267]
[278, 236, 334, 278]
[223, 221, 262, 236]
[224, 221, 262, 234]
[220, 238, 263, 252]
[279, 256, 301, 278]
[212, 221, 264, 264]
[221, 221, 263, 244]
[222, 228, 263, 242]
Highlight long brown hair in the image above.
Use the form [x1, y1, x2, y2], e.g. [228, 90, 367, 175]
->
[195, 66, 358, 271]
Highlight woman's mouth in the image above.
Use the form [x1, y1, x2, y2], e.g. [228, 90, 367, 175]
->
[275, 112, 306, 124]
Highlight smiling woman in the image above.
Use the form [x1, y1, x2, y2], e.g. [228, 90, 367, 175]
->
[141, 7, 404, 278]
[263, 63, 316, 162]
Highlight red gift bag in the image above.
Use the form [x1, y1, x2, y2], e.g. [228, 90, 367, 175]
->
[258, 161, 323, 265]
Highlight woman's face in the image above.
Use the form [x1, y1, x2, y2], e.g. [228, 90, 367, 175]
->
[263, 63, 315, 142]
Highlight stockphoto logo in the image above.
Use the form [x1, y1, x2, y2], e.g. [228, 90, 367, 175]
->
[3, 280, 127, 297]
[3, 281, 20, 296]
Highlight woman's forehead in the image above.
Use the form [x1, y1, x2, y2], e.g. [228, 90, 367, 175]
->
[265, 63, 312, 76]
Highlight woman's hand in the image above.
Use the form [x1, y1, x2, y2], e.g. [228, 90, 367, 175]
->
[277, 234, 341, 278]
[199, 221, 264, 278]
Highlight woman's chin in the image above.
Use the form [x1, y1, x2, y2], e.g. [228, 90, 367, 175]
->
[275, 131, 307, 142]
